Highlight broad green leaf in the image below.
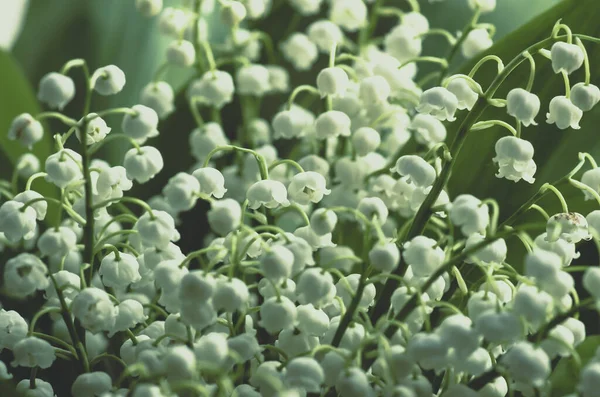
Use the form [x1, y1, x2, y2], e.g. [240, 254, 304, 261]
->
[0, 50, 57, 207]
[447, 0, 600, 231]
[550, 335, 600, 396]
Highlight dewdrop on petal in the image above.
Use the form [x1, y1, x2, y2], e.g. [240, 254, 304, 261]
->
[317, 67, 349, 98]
[37, 72, 75, 110]
[493, 136, 537, 183]
[8, 113, 44, 149]
[315, 110, 351, 139]
[92, 65, 126, 95]
[507, 88, 541, 126]
[461, 28, 493, 59]
[123, 146, 164, 183]
[307, 20, 343, 53]
[417, 86, 459, 121]
[547, 95, 583, 130]
[391, 155, 436, 188]
[447, 78, 480, 110]
[281, 33, 318, 71]
[236, 64, 271, 96]
[571, 82, 600, 111]
[551, 41, 585, 74]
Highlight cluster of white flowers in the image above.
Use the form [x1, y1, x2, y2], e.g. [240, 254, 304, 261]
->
[2, 0, 600, 396]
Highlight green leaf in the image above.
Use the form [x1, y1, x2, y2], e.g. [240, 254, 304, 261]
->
[446, 0, 600, 241]
[550, 335, 600, 396]
[0, 50, 57, 207]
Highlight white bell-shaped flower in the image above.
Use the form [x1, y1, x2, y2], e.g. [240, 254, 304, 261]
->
[546, 212, 591, 243]
[16, 379, 55, 397]
[96, 166, 133, 200]
[135, 210, 180, 249]
[192, 167, 227, 198]
[546, 95, 583, 130]
[158, 7, 190, 36]
[391, 155, 436, 188]
[45, 148, 83, 188]
[551, 41, 585, 74]
[37, 226, 77, 258]
[76, 113, 112, 145]
[8, 113, 44, 149]
[296, 268, 335, 308]
[15, 153, 41, 179]
[492, 136, 536, 183]
[461, 28, 493, 59]
[384, 25, 422, 63]
[359, 76, 391, 104]
[288, 171, 331, 205]
[0, 310, 28, 350]
[13, 191, 47, 221]
[402, 11, 429, 35]
[260, 245, 295, 285]
[336, 367, 375, 397]
[281, 33, 318, 71]
[357, 196, 389, 224]
[163, 172, 200, 211]
[501, 342, 551, 388]
[408, 114, 446, 150]
[406, 332, 448, 370]
[72, 288, 117, 334]
[307, 20, 343, 54]
[447, 78, 480, 110]
[583, 267, 600, 300]
[123, 146, 164, 183]
[122, 104, 159, 142]
[436, 314, 481, 359]
[207, 198, 241, 235]
[571, 82, 600, 112]
[91, 64, 126, 96]
[194, 332, 229, 370]
[579, 362, 600, 397]
[296, 304, 328, 336]
[140, 81, 174, 119]
[512, 284, 554, 330]
[0, 201, 38, 243]
[71, 372, 112, 397]
[403, 235, 445, 277]
[189, 122, 230, 161]
[417, 87, 459, 121]
[135, 0, 163, 17]
[272, 106, 314, 140]
[310, 208, 337, 236]
[12, 337, 56, 369]
[534, 232, 578, 267]
[314, 110, 352, 140]
[188, 70, 235, 109]
[259, 296, 297, 334]
[285, 357, 325, 392]
[111, 299, 147, 336]
[99, 252, 141, 289]
[317, 67, 349, 98]
[236, 64, 271, 96]
[247, 179, 290, 209]
[4, 253, 48, 298]
[351, 126, 380, 157]
[336, 274, 376, 311]
[369, 241, 400, 273]
[447, 194, 490, 236]
[220, 0, 247, 25]
[213, 277, 249, 313]
[166, 39, 196, 67]
[289, 0, 322, 15]
[464, 233, 507, 265]
[506, 88, 541, 126]
[38, 72, 75, 110]
[329, 0, 367, 32]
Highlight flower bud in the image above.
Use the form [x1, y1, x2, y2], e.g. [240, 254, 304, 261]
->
[123, 146, 164, 183]
[38, 72, 75, 110]
[369, 241, 400, 273]
[16, 379, 55, 397]
[493, 136, 536, 183]
[384, 25, 422, 62]
[15, 153, 41, 179]
[315, 110, 352, 139]
[8, 113, 44, 149]
[236, 64, 271, 96]
[357, 196, 389, 224]
[289, 0, 322, 15]
[207, 198, 241, 235]
[310, 208, 337, 236]
[570, 82, 600, 112]
[417, 87, 459, 121]
[4, 253, 48, 298]
[260, 245, 295, 285]
[260, 296, 297, 335]
[158, 7, 190, 36]
[391, 155, 436, 188]
[307, 20, 343, 53]
[188, 70, 235, 109]
[583, 267, 600, 300]
[506, 88, 541, 126]
[135, 0, 163, 17]
[551, 41, 585, 74]
[546, 95, 583, 130]
[336, 367, 375, 397]
[336, 274, 376, 310]
[330, 0, 367, 32]
[461, 28, 493, 59]
[281, 33, 318, 71]
[92, 65, 126, 96]
[317, 67, 349, 98]
[220, 0, 247, 26]
[140, 81, 174, 118]
[272, 107, 313, 139]
[166, 39, 196, 67]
